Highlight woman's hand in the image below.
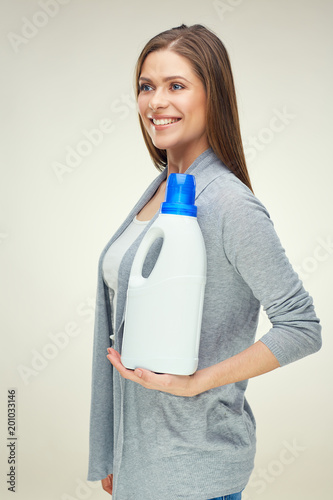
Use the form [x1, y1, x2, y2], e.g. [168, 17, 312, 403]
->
[107, 341, 280, 397]
[101, 474, 113, 495]
[106, 348, 206, 397]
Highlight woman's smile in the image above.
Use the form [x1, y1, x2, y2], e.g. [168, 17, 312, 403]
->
[149, 116, 182, 128]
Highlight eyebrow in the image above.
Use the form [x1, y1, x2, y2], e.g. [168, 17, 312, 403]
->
[139, 75, 191, 84]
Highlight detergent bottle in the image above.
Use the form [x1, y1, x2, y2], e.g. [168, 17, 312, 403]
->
[121, 173, 207, 375]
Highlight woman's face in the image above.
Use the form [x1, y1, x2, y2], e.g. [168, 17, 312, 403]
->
[137, 50, 209, 160]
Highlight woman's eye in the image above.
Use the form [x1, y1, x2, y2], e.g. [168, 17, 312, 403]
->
[139, 83, 153, 92]
[171, 83, 184, 90]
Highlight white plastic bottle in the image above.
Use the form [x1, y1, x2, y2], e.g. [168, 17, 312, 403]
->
[121, 173, 207, 375]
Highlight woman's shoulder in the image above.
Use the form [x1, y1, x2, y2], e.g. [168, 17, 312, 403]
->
[198, 166, 270, 221]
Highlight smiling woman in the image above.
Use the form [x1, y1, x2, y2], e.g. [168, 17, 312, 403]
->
[134, 24, 253, 193]
[87, 24, 322, 500]
[137, 50, 209, 173]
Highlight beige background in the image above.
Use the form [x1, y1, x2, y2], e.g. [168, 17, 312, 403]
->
[1, 0, 332, 498]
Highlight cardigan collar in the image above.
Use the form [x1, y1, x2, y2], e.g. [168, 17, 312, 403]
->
[109, 148, 230, 246]
[135, 147, 230, 221]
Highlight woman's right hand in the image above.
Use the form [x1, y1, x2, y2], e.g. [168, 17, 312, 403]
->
[101, 474, 113, 495]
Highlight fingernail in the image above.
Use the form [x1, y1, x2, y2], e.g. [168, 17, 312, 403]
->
[136, 369, 143, 378]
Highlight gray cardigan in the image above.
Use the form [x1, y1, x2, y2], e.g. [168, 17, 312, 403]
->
[87, 148, 321, 499]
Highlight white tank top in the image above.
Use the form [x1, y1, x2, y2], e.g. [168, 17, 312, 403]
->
[102, 216, 149, 339]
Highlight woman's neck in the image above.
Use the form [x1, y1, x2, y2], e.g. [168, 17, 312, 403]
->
[166, 142, 210, 176]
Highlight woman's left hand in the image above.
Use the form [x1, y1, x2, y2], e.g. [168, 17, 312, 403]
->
[106, 348, 207, 397]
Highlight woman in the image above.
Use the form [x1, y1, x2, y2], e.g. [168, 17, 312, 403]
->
[87, 24, 322, 500]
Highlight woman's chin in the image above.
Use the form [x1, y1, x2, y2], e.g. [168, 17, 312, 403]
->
[151, 139, 173, 150]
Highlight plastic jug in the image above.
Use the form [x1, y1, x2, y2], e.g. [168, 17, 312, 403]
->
[121, 173, 207, 375]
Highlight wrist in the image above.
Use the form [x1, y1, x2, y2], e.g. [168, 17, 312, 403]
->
[190, 365, 221, 396]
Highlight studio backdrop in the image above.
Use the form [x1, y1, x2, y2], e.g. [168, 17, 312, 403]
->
[1, 1, 332, 499]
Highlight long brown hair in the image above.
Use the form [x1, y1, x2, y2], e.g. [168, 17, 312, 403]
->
[134, 24, 253, 193]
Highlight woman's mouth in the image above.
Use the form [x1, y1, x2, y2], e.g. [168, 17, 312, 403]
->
[151, 117, 181, 126]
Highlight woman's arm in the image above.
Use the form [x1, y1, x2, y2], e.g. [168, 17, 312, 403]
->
[106, 341, 280, 397]
[106, 177, 321, 397]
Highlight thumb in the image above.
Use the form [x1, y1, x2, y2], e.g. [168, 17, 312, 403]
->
[134, 368, 144, 379]
[134, 368, 156, 384]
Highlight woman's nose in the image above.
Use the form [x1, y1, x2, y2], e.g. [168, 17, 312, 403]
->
[149, 88, 168, 111]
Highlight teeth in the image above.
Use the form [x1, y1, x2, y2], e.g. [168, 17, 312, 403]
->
[152, 118, 179, 125]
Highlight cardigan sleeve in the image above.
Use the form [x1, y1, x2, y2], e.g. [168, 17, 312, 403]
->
[221, 180, 322, 367]
[87, 265, 114, 481]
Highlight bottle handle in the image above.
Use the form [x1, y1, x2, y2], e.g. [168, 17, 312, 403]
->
[129, 225, 164, 286]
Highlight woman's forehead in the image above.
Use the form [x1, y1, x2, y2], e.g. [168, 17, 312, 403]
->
[140, 50, 197, 81]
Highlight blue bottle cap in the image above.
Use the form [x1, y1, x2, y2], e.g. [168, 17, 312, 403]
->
[160, 173, 197, 217]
